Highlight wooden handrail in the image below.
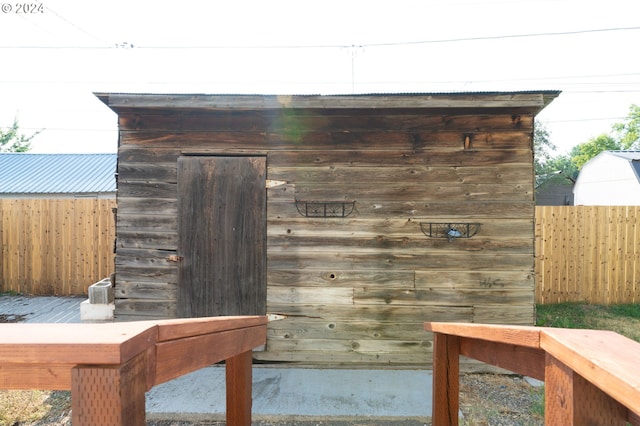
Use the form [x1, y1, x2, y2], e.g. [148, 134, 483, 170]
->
[0, 316, 267, 426]
[425, 322, 640, 426]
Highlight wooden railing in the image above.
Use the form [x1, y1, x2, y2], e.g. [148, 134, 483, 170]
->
[425, 322, 640, 425]
[0, 316, 267, 426]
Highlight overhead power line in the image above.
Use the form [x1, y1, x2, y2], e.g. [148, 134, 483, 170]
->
[1, 25, 638, 50]
[542, 117, 627, 124]
[2, 72, 640, 87]
[0, 126, 116, 132]
[38, 1, 111, 46]
[362, 26, 640, 48]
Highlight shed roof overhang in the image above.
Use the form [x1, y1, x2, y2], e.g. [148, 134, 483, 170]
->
[95, 91, 560, 116]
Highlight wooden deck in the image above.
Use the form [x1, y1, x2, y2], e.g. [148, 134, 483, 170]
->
[0, 295, 82, 323]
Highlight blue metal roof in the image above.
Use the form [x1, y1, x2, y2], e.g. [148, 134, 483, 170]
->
[0, 153, 116, 194]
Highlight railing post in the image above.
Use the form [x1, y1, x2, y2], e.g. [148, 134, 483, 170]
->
[71, 351, 148, 426]
[545, 353, 628, 425]
[431, 332, 460, 426]
[226, 350, 253, 426]
[545, 353, 575, 424]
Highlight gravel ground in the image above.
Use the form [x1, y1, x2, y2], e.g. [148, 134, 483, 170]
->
[4, 373, 544, 426]
[458, 374, 544, 426]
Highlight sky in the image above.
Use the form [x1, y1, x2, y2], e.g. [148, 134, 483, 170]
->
[1, 0, 639, 155]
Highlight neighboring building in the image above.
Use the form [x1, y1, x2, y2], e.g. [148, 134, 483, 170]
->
[574, 151, 640, 205]
[535, 174, 574, 205]
[0, 153, 116, 198]
[97, 91, 559, 367]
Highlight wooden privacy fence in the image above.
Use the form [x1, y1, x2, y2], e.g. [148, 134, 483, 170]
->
[536, 205, 640, 305]
[0, 199, 116, 295]
[1, 200, 639, 303]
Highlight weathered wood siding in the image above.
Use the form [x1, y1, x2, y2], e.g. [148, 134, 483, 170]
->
[105, 93, 553, 366]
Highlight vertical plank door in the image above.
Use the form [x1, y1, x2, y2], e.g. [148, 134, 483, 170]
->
[177, 156, 266, 317]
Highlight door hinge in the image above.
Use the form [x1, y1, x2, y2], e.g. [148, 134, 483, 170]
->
[266, 179, 287, 188]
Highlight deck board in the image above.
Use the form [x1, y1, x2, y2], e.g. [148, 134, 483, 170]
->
[0, 295, 83, 323]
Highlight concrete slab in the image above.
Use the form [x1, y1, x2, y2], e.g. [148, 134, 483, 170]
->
[146, 365, 432, 422]
[524, 376, 544, 387]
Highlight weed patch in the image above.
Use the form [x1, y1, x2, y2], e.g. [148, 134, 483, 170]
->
[536, 303, 640, 343]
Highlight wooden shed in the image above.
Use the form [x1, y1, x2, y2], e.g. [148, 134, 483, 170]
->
[97, 91, 559, 366]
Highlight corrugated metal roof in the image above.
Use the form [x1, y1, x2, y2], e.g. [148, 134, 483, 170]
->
[95, 90, 562, 97]
[96, 91, 561, 115]
[0, 153, 116, 194]
[607, 150, 640, 161]
[632, 160, 640, 182]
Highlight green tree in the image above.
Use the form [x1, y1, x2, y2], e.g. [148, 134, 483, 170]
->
[569, 133, 621, 170]
[0, 117, 39, 152]
[533, 121, 577, 186]
[539, 153, 580, 185]
[612, 104, 640, 149]
[540, 104, 640, 178]
[533, 121, 556, 176]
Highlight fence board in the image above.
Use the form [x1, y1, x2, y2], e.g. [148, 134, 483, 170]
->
[536, 206, 640, 304]
[0, 199, 116, 296]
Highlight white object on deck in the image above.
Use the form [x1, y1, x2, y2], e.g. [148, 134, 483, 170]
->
[81, 277, 115, 321]
[88, 277, 114, 304]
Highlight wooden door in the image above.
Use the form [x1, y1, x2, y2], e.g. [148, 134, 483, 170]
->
[177, 156, 266, 317]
